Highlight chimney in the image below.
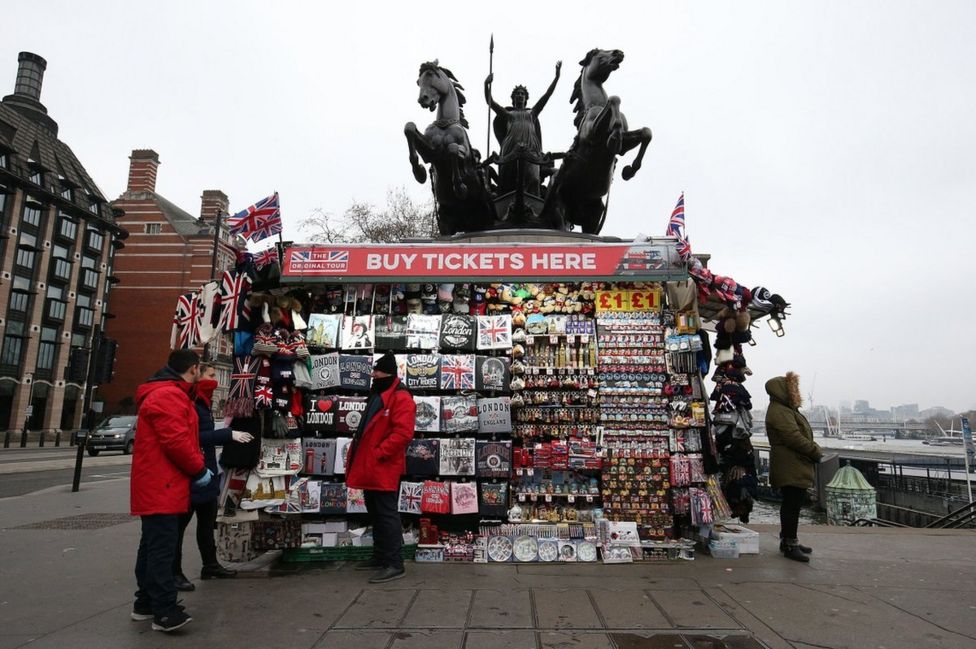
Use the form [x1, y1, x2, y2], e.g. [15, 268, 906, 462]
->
[127, 149, 160, 193]
[2, 52, 57, 132]
[200, 190, 229, 223]
[14, 52, 46, 101]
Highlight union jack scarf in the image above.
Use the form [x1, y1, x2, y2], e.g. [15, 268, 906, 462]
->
[665, 193, 692, 261]
[196, 281, 220, 345]
[226, 355, 260, 418]
[170, 292, 200, 349]
[219, 270, 251, 332]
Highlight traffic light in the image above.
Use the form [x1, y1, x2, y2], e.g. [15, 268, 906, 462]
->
[67, 347, 88, 383]
[94, 338, 118, 384]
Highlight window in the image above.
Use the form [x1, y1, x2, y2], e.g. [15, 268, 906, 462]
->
[15, 232, 37, 270]
[51, 245, 72, 281]
[88, 197, 99, 214]
[1, 321, 25, 367]
[76, 306, 94, 328]
[37, 327, 59, 371]
[60, 187, 72, 201]
[9, 276, 31, 313]
[144, 222, 162, 234]
[58, 214, 78, 241]
[71, 333, 87, 348]
[0, 152, 7, 168]
[22, 202, 42, 228]
[75, 292, 89, 307]
[47, 299, 66, 322]
[86, 229, 104, 252]
[29, 169, 43, 186]
[81, 269, 99, 290]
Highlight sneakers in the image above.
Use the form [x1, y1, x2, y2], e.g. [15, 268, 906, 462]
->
[354, 558, 385, 571]
[200, 564, 237, 579]
[131, 602, 185, 622]
[369, 567, 406, 584]
[152, 609, 193, 632]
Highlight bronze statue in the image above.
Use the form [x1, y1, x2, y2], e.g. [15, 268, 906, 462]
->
[404, 61, 492, 235]
[543, 48, 652, 234]
[484, 61, 561, 196]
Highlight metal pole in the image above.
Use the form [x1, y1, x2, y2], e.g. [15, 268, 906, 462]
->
[72, 325, 101, 493]
[204, 209, 223, 362]
[19, 374, 33, 447]
[962, 417, 974, 504]
[487, 34, 494, 157]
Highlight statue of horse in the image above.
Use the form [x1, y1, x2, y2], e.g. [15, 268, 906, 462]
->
[543, 48, 652, 234]
[404, 61, 493, 236]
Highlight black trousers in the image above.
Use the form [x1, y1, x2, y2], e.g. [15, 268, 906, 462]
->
[174, 500, 220, 574]
[363, 490, 403, 570]
[134, 514, 180, 616]
[779, 486, 806, 541]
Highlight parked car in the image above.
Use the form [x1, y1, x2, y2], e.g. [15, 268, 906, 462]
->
[83, 415, 138, 456]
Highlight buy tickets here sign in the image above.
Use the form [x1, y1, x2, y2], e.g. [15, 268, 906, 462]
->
[282, 242, 681, 281]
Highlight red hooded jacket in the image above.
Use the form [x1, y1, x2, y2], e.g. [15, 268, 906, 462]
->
[130, 368, 207, 516]
[345, 379, 416, 492]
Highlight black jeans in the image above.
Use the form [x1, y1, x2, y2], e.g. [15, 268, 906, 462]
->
[363, 490, 403, 570]
[174, 500, 219, 574]
[780, 486, 806, 541]
[134, 514, 180, 616]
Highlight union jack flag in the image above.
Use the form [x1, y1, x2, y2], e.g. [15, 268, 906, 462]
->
[440, 354, 475, 390]
[227, 192, 282, 243]
[219, 270, 251, 332]
[253, 246, 279, 270]
[398, 482, 423, 514]
[665, 193, 692, 261]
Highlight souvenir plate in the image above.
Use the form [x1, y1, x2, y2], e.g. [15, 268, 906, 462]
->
[537, 539, 559, 562]
[577, 541, 598, 562]
[513, 535, 539, 562]
[558, 540, 577, 562]
[487, 535, 513, 562]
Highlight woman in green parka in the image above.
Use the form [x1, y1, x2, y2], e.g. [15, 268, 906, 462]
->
[765, 372, 822, 562]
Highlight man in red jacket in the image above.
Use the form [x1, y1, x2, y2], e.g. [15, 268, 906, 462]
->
[130, 350, 212, 632]
[345, 351, 416, 583]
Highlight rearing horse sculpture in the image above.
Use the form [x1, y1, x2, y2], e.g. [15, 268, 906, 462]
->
[404, 61, 492, 236]
[543, 48, 652, 234]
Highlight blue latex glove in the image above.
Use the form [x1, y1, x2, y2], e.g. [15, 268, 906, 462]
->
[193, 469, 213, 488]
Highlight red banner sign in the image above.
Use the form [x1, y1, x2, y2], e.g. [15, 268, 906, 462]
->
[281, 241, 684, 283]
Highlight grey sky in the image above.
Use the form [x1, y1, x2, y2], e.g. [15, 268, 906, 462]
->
[4, 1, 973, 412]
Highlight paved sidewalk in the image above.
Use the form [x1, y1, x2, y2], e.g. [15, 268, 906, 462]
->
[0, 478, 973, 649]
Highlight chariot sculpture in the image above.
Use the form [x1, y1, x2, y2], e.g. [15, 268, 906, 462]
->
[404, 46, 652, 236]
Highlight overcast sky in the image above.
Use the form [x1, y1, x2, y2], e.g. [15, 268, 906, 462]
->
[3, 1, 973, 413]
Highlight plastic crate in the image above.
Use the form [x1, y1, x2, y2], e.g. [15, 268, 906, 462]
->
[708, 539, 739, 559]
[282, 544, 417, 563]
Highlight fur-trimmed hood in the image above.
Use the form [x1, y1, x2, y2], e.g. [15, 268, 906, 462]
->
[765, 372, 802, 409]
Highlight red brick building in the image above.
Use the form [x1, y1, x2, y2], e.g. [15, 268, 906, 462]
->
[101, 150, 238, 414]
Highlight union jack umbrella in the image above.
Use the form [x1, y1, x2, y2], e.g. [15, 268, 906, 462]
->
[226, 192, 282, 243]
[219, 270, 251, 332]
[440, 354, 475, 390]
[252, 246, 279, 270]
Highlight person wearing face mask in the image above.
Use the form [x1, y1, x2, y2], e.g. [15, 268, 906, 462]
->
[345, 352, 416, 584]
[172, 363, 253, 592]
[130, 350, 210, 633]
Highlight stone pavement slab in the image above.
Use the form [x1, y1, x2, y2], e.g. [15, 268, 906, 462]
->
[2, 477, 976, 649]
[590, 589, 673, 629]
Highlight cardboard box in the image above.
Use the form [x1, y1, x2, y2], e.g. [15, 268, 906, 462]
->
[712, 524, 759, 554]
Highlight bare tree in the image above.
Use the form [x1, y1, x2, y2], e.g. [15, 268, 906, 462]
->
[300, 187, 438, 243]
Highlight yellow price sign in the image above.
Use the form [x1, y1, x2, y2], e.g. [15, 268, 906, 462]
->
[596, 290, 630, 312]
[629, 289, 662, 312]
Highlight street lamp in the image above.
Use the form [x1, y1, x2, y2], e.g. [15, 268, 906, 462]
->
[20, 372, 33, 447]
